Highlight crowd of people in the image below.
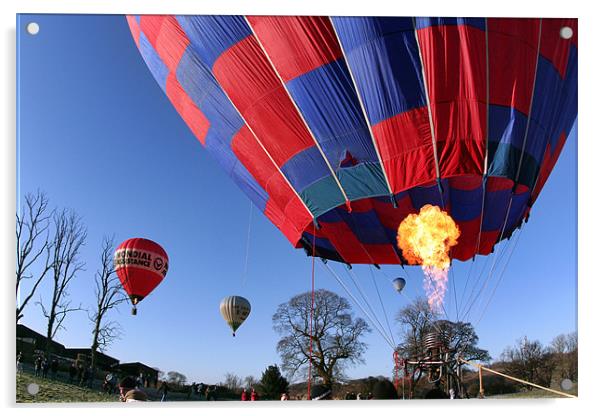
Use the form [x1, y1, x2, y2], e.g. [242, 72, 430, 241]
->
[29, 352, 103, 389]
[19, 352, 406, 403]
[240, 387, 258, 401]
[117, 377, 215, 402]
[32, 354, 62, 381]
[120, 378, 222, 402]
[23, 352, 150, 397]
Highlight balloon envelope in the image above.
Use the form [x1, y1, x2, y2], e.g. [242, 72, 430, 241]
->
[128, 16, 577, 265]
[220, 296, 251, 336]
[392, 278, 406, 293]
[114, 238, 169, 305]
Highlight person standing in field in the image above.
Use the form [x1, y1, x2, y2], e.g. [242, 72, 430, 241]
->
[34, 355, 42, 377]
[107, 373, 117, 394]
[16, 352, 23, 375]
[188, 382, 196, 400]
[206, 385, 216, 401]
[198, 382, 206, 398]
[41, 358, 49, 378]
[50, 358, 59, 380]
[87, 366, 95, 388]
[68, 363, 77, 383]
[81, 366, 90, 387]
[251, 388, 257, 401]
[241, 388, 248, 401]
[158, 380, 169, 402]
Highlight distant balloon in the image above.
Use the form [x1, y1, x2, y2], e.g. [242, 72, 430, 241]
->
[392, 278, 406, 293]
[220, 296, 251, 336]
[114, 238, 169, 315]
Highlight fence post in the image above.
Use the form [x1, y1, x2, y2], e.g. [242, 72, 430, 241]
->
[478, 365, 485, 398]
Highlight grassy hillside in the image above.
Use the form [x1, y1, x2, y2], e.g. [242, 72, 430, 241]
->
[17, 372, 118, 403]
[487, 383, 578, 399]
[17, 372, 212, 403]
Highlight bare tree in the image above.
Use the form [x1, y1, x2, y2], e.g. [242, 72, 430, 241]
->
[223, 372, 243, 392]
[16, 191, 53, 322]
[550, 333, 569, 354]
[243, 375, 258, 389]
[273, 289, 371, 389]
[548, 332, 578, 382]
[167, 371, 187, 386]
[395, 297, 438, 361]
[156, 369, 165, 381]
[566, 332, 578, 352]
[550, 332, 577, 355]
[500, 336, 554, 388]
[396, 297, 490, 397]
[396, 297, 489, 361]
[38, 209, 87, 354]
[565, 332, 578, 381]
[89, 235, 127, 369]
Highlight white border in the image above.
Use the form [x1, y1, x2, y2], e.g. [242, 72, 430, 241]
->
[3, 1, 599, 416]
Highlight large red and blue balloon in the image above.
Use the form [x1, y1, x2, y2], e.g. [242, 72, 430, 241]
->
[127, 16, 577, 266]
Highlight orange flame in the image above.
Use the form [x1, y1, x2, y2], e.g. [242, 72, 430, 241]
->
[396, 204, 460, 312]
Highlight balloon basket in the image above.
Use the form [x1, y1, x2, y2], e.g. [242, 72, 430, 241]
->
[132, 306, 137, 316]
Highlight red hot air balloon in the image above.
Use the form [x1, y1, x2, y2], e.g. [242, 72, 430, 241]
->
[114, 238, 169, 315]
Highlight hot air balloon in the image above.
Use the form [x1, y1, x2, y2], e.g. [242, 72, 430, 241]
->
[126, 16, 577, 267]
[220, 296, 251, 336]
[392, 278, 406, 293]
[114, 238, 169, 315]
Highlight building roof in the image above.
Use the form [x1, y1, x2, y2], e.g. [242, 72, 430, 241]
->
[63, 348, 120, 363]
[16, 324, 66, 352]
[17, 324, 158, 373]
[116, 362, 159, 374]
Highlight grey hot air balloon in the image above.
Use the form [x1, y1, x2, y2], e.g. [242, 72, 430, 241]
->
[220, 296, 251, 336]
[392, 278, 406, 293]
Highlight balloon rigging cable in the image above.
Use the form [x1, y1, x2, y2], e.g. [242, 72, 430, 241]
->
[369, 265, 396, 346]
[307, 231, 316, 400]
[241, 201, 254, 287]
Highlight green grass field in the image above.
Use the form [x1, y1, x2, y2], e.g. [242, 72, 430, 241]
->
[17, 372, 118, 403]
[16, 371, 205, 403]
[487, 383, 578, 399]
[17, 370, 577, 403]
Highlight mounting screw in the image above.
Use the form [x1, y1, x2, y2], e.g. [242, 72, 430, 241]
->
[27, 383, 40, 395]
[26, 22, 40, 35]
[560, 26, 573, 40]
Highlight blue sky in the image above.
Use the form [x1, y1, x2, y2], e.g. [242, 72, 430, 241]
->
[16, 14, 577, 384]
